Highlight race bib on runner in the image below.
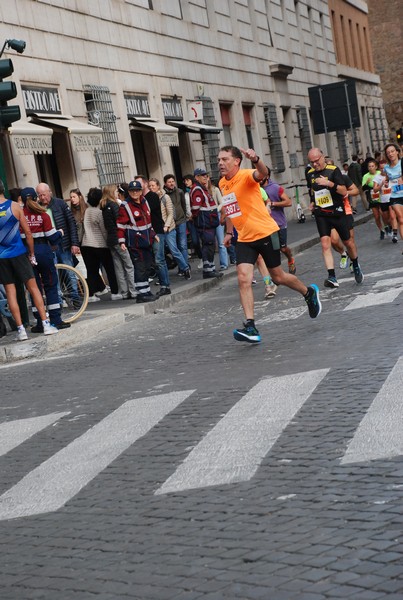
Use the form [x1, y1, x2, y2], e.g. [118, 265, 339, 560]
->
[314, 188, 333, 208]
[391, 182, 403, 193]
[222, 192, 242, 218]
[370, 190, 380, 202]
[381, 186, 391, 202]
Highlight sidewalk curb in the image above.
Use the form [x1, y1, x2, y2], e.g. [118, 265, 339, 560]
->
[0, 212, 373, 364]
[0, 275, 224, 364]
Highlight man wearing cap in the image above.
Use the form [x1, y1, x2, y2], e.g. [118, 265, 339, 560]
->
[20, 187, 71, 331]
[190, 168, 223, 279]
[117, 180, 157, 302]
[0, 180, 59, 341]
[36, 182, 80, 301]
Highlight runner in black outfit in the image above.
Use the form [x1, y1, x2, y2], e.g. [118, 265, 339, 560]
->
[306, 148, 364, 288]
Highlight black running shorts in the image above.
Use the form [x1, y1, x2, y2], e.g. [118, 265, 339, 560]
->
[315, 214, 351, 241]
[0, 253, 34, 285]
[236, 232, 281, 269]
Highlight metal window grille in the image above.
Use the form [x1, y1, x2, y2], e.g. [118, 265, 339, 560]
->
[296, 106, 312, 163]
[199, 97, 221, 183]
[352, 127, 361, 155]
[367, 107, 388, 153]
[263, 104, 285, 173]
[84, 85, 125, 186]
[336, 129, 349, 163]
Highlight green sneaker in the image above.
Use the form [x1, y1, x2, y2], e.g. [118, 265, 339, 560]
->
[339, 254, 349, 269]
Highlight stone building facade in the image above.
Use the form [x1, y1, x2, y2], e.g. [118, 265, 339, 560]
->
[0, 0, 389, 204]
[367, 0, 403, 137]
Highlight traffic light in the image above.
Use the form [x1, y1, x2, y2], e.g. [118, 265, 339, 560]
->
[0, 58, 21, 129]
[397, 128, 403, 143]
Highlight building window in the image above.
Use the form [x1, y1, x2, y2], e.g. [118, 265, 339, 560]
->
[160, 0, 183, 19]
[336, 130, 348, 164]
[296, 106, 312, 164]
[220, 103, 232, 146]
[263, 104, 285, 173]
[84, 85, 125, 186]
[242, 105, 254, 149]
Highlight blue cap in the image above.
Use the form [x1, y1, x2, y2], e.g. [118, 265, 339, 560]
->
[194, 168, 208, 176]
[128, 180, 142, 191]
[20, 187, 37, 203]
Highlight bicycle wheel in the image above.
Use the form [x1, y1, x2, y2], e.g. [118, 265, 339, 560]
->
[55, 263, 89, 323]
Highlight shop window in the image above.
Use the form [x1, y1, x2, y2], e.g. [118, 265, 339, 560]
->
[84, 85, 125, 186]
[220, 103, 232, 146]
[242, 105, 254, 149]
[263, 104, 285, 173]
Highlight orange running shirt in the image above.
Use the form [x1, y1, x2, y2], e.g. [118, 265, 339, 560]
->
[219, 169, 279, 243]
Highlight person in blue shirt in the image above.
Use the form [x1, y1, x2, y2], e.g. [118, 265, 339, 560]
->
[0, 180, 58, 341]
[383, 143, 403, 245]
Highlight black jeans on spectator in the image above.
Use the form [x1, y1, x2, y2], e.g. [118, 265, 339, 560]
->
[81, 246, 118, 296]
[128, 246, 153, 295]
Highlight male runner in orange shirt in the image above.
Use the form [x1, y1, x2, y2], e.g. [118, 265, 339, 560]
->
[218, 145, 321, 343]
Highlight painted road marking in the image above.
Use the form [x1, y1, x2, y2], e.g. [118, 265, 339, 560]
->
[344, 288, 402, 311]
[0, 412, 70, 457]
[259, 306, 306, 323]
[0, 391, 194, 520]
[373, 277, 403, 288]
[338, 267, 403, 282]
[155, 369, 329, 495]
[341, 357, 403, 464]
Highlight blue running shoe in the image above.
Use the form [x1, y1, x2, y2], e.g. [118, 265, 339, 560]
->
[233, 324, 261, 343]
[324, 276, 339, 288]
[353, 264, 364, 284]
[305, 284, 322, 318]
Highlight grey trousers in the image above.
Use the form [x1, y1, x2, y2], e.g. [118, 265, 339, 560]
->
[110, 244, 137, 297]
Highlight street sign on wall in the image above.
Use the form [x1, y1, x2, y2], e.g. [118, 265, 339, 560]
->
[308, 80, 360, 134]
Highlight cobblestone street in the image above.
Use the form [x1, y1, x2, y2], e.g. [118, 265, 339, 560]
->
[1, 219, 403, 599]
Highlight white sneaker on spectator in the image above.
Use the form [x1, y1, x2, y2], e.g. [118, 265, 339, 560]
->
[15, 328, 28, 342]
[95, 287, 109, 297]
[111, 293, 123, 301]
[43, 322, 59, 335]
[88, 295, 101, 303]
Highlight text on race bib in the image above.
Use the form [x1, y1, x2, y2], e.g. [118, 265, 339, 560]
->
[314, 188, 334, 208]
[222, 192, 242, 218]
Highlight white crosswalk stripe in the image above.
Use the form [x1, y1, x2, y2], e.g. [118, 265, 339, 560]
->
[373, 277, 403, 288]
[344, 288, 402, 311]
[1, 354, 403, 519]
[0, 391, 194, 521]
[0, 412, 70, 457]
[338, 266, 403, 282]
[341, 357, 403, 464]
[258, 306, 306, 323]
[155, 369, 329, 495]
